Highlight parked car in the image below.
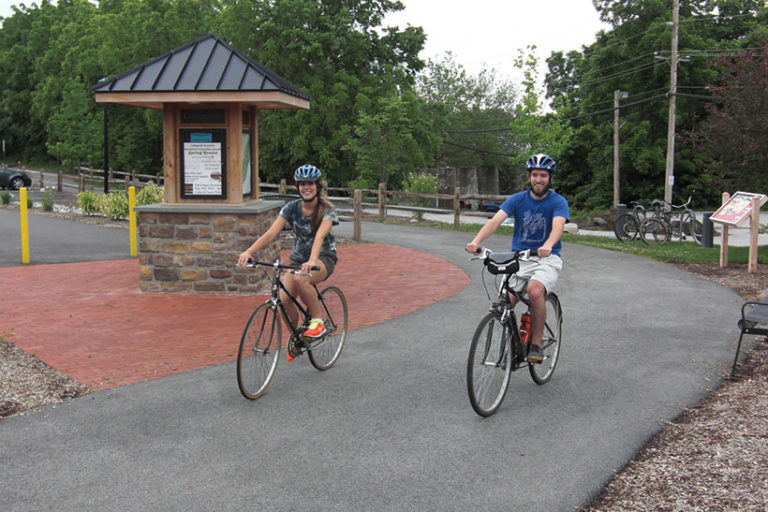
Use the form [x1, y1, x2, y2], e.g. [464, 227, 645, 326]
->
[0, 168, 32, 190]
[479, 199, 502, 212]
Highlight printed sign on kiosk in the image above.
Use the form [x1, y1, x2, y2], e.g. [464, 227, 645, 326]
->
[180, 129, 226, 199]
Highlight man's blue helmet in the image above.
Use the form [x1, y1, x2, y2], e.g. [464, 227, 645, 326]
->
[293, 164, 323, 182]
[526, 154, 556, 173]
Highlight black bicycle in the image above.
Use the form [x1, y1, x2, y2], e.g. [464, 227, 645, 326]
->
[236, 258, 348, 400]
[466, 248, 563, 417]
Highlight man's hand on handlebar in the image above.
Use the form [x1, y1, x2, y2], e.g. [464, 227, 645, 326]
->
[465, 242, 481, 255]
[537, 245, 553, 258]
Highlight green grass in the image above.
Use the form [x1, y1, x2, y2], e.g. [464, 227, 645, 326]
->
[559, 233, 768, 265]
[392, 218, 767, 266]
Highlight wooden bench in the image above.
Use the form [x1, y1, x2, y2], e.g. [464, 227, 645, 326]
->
[732, 301, 768, 378]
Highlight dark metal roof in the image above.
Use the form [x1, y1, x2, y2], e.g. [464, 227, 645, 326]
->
[92, 34, 310, 101]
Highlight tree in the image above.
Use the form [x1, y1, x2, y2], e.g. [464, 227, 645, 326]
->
[545, 0, 767, 208]
[343, 90, 438, 189]
[689, 41, 768, 192]
[215, 0, 426, 186]
[415, 53, 520, 189]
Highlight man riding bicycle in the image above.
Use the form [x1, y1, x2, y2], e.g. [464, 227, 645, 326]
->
[465, 153, 570, 363]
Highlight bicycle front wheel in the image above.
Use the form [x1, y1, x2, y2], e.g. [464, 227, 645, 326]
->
[529, 293, 562, 384]
[640, 218, 670, 245]
[467, 312, 513, 417]
[308, 286, 348, 371]
[613, 214, 639, 241]
[237, 304, 281, 400]
[682, 214, 704, 245]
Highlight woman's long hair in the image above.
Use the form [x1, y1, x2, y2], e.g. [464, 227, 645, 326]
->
[310, 181, 333, 233]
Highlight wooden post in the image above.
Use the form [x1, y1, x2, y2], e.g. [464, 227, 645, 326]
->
[720, 192, 730, 268]
[79, 174, 86, 192]
[353, 189, 362, 242]
[279, 179, 287, 195]
[749, 199, 759, 273]
[453, 187, 461, 229]
[378, 183, 386, 217]
[57, 170, 62, 192]
[38, 170, 44, 189]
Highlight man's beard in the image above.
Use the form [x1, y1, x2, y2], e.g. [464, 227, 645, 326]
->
[529, 183, 549, 199]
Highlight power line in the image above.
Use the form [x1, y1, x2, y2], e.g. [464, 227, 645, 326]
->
[441, 140, 516, 157]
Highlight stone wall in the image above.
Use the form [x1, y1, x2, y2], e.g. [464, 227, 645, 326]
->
[135, 202, 283, 293]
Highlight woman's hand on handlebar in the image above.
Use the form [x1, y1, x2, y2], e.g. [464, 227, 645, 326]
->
[237, 251, 253, 267]
[300, 259, 320, 275]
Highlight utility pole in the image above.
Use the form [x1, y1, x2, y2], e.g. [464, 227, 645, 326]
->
[663, 0, 680, 208]
[613, 90, 628, 208]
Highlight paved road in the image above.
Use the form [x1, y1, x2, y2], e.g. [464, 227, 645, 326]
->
[0, 208, 130, 266]
[0, 217, 744, 512]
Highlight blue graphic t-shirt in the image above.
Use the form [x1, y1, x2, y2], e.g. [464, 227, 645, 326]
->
[279, 199, 339, 263]
[500, 190, 570, 257]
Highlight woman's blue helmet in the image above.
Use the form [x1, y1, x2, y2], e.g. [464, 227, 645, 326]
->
[293, 164, 323, 182]
[526, 154, 556, 174]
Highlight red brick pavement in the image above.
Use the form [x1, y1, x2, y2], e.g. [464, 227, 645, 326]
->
[0, 244, 469, 390]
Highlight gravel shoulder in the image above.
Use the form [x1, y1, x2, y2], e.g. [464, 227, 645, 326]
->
[2, 204, 767, 510]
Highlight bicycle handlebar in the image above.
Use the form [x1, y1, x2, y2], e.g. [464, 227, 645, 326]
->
[468, 247, 533, 262]
[242, 258, 320, 272]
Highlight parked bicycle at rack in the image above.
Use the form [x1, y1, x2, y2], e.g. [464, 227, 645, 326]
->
[465, 247, 563, 417]
[639, 195, 703, 246]
[235, 258, 348, 400]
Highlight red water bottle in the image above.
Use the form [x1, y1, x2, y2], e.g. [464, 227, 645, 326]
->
[520, 311, 531, 345]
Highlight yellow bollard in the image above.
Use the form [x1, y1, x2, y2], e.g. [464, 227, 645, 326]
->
[20, 187, 30, 264]
[129, 186, 137, 257]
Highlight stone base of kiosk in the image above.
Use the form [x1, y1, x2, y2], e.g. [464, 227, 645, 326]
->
[135, 201, 283, 293]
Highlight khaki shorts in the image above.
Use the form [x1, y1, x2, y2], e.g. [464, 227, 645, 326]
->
[507, 254, 563, 296]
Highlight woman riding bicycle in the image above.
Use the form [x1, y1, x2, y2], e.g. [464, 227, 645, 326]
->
[237, 164, 339, 356]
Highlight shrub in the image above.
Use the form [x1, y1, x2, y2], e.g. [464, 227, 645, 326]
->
[97, 191, 129, 220]
[403, 172, 438, 221]
[136, 182, 164, 206]
[76, 190, 99, 215]
[41, 188, 55, 212]
[0, 191, 11, 205]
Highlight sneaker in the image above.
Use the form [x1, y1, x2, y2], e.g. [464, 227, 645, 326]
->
[286, 337, 301, 362]
[527, 344, 544, 364]
[303, 318, 326, 338]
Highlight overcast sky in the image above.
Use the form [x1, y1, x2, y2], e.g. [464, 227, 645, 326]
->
[386, 0, 610, 82]
[0, 0, 610, 84]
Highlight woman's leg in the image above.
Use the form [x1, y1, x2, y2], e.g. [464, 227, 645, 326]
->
[295, 262, 328, 319]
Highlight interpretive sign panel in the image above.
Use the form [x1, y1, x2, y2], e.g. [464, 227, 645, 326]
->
[180, 129, 226, 199]
[710, 191, 767, 226]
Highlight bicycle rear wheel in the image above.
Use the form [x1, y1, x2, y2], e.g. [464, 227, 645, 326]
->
[237, 304, 281, 400]
[529, 293, 562, 384]
[613, 214, 639, 241]
[308, 286, 348, 370]
[640, 218, 670, 245]
[467, 312, 513, 417]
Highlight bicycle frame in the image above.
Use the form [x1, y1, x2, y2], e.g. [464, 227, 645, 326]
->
[493, 273, 531, 369]
[255, 259, 337, 346]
